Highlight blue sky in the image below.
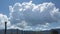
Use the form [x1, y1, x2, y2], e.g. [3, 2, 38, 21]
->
[0, 0, 60, 17]
[0, 0, 60, 30]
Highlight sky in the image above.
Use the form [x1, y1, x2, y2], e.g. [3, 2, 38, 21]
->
[0, 0, 60, 31]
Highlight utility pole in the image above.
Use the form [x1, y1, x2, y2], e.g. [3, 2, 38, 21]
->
[5, 22, 7, 34]
[17, 29, 18, 34]
[11, 30, 13, 34]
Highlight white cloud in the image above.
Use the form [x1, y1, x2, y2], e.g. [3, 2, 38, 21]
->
[9, 1, 60, 31]
[0, 14, 11, 29]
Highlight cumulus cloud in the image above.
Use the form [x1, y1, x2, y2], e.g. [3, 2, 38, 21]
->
[9, 1, 60, 31]
[0, 14, 11, 29]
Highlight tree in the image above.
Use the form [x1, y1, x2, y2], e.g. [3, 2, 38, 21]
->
[51, 30, 58, 34]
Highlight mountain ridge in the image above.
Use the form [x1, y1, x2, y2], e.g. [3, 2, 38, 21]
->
[0, 28, 60, 34]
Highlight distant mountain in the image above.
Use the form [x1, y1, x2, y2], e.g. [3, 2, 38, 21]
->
[0, 28, 60, 34]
